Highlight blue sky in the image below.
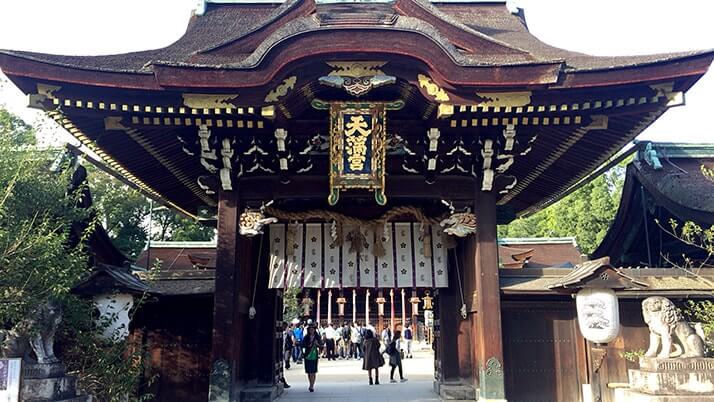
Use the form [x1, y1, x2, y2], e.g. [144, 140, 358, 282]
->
[0, 0, 712, 144]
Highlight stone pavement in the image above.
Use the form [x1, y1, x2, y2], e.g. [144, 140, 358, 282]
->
[280, 348, 438, 401]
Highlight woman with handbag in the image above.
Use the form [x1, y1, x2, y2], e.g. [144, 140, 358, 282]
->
[362, 329, 384, 385]
[301, 322, 323, 392]
[387, 330, 407, 383]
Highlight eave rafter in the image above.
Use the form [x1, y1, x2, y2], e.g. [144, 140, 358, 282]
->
[45, 110, 197, 218]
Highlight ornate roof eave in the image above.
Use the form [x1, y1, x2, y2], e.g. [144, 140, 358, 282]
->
[557, 50, 714, 90]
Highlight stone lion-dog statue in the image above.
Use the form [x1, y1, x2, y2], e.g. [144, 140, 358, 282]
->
[642, 296, 705, 358]
[0, 299, 62, 364]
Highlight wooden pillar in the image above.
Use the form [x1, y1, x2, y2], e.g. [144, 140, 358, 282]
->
[352, 289, 357, 323]
[389, 289, 395, 331]
[401, 289, 406, 330]
[245, 236, 278, 386]
[377, 290, 385, 332]
[470, 190, 506, 401]
[316, 290, 321, 324]
[209, 189, 240, 401]
[365, 289, 370, 326]
[437, 249, 473, 383]
[327, 290, 332, 325]
[411, 290, 419, 340]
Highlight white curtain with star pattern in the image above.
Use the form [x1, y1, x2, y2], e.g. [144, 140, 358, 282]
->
[268, 222, 449, 289]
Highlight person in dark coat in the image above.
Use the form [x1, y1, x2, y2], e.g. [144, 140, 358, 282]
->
[387, 330, 407, 383]
[362, 329, 384, 385]
[301, 322, 323, 392]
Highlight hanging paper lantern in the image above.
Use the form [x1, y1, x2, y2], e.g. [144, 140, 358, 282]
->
[410, 296, 421, 317]
[376, 296, 387, 316]
[93, 293, 134, 341]
[336, 296, 347, 316]
[575, 288, 620, 344]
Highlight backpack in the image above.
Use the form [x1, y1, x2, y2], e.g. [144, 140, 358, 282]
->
[386, 342, 397, 356]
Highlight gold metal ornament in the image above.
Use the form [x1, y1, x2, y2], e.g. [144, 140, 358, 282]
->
[264, 76, 297, 103]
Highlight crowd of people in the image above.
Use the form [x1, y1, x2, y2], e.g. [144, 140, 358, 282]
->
[282, 320, 415, 392]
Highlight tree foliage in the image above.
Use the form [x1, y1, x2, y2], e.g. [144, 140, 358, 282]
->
[0, 112, 88, 325]
[86, 166, 214, 258]
[152, 208, 214, 242]
[498, 165, 626, 255]
[0, 107, 155, 400]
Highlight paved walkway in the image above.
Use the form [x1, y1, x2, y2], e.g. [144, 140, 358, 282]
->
[280, 348, 438, 401]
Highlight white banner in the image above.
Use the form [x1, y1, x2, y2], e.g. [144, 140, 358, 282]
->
[268, 222, 449, 289]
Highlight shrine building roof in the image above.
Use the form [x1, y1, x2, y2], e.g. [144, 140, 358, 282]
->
[1, 0, 712, 218]
[592, 141, 714, 267]
[2, 0, 711, 87]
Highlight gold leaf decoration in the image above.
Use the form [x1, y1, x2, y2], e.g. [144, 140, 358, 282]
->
[182, 94, 239, 109]
[417, 74, 450, 102]
[264, 76, 297, 103]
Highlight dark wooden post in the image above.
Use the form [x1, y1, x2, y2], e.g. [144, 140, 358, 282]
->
[471, 190, 506, 401]
[435, 247, 474, 396]
[209, 189, 240, 401]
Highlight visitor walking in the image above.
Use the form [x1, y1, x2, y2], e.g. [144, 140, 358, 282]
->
[293, 323, 304, 364]
[336, 334, 347, 359]
[362, 329, 384, 385]
[404, 325, 413, 358]
[341, 322, 352, 359]
[381, 324, 392, 345]
[325, 322, 337, 360]
[279, 322, 292, 389]
[387, 330, 407, 383]
[301, 322, 323, 392]
[282, 322, 293, 370]
[350, 322, 362, 359]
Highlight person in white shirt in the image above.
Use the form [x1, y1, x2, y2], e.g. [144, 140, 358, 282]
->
[325, 323, 337, 360]
[381, 324, 392, 345]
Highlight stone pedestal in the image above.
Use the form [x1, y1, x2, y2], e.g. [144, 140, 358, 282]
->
[434, 381, 476, 400]
[20, 362, 89, 402]
[618, 357, 714, 401]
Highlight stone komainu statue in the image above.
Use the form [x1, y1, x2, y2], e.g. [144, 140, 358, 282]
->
[642, 296, 705, 358]
[0, 300, 62, 364]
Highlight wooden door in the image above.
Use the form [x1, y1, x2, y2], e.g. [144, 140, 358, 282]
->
[502, 300, 586, 402]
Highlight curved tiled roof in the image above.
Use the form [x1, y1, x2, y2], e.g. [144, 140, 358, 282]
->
[1, 0, 709, 74]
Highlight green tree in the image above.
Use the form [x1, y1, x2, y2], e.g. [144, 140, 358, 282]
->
[152, 208, 214, 242]
[87, 167, 214, 258]
[499, 164, 626, 255]
[0, 110, 88, 324]
[0, 107, 150, 400]
[86, 167, 150, 259]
